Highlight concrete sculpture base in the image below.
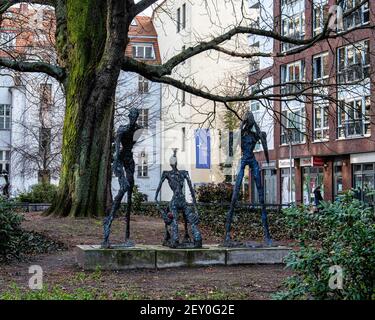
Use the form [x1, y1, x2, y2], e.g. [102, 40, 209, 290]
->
[76, 244, 292, 270]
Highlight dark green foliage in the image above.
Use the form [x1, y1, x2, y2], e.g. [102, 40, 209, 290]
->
[0, 199, 65, 263]
[132, 185, 147, 212]
[17, 183, 58, 203]
[132, 202, 288, 241]
[195, 183, 244, 203]
[0, 199, 24, 262]
[275, 191, 375, 300]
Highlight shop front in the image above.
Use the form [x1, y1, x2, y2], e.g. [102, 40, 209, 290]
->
[351, 152, 375, 204]
[300, 156, 325, 205]
[279, 159, 295, 205]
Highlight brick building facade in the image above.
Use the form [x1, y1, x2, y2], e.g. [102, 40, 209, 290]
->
[249, 0, 375, 206]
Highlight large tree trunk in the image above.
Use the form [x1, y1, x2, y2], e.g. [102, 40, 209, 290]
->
[48, 0, 128, 217]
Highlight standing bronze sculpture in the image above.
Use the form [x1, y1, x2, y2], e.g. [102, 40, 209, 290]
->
[102, 108, 142, 248]
[155, 150, 202, 248]
[224, 111, 272, 247]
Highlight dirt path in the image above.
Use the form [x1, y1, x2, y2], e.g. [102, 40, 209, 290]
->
[0, 213, 292, 300]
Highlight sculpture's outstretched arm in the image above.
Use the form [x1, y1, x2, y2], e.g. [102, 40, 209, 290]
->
[155, 172, 167, 206]
[185, 172, 198, 211]
[260, 131, 270, 164]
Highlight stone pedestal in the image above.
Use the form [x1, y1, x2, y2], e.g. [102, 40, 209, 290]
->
[75, 244, 292, 270]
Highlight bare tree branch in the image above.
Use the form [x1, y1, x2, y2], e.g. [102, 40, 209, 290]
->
[0, 57, 65, 81]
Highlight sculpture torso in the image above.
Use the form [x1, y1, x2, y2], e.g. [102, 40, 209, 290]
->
[117, 124, 141, 163]
[164, 169, 188, 207]
[241, 126, 259, 162]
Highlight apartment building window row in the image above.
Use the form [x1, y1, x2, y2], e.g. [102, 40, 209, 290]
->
[337, 40, 370, 83]
[0, 104, 11, 130]
[337, 96, 371, 138]
[341, 0, 369, 30]
[132, 44, 154, 60]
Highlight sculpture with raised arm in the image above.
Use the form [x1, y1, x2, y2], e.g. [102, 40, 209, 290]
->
[155, 149, 202, 248]
[224, 111, 272, 247]
[102, 108, 142, 248]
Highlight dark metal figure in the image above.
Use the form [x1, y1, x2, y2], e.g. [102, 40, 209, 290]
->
[155, 149, 202, 248]
[102, 108, 142, 248]
[224, 111, 272, 247]
[1, 170, 10, 198]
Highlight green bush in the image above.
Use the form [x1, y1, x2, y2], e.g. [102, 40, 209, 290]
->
[132, 185, 147, 212]
[17, 183, 58, 203]
[132, 202, 288, 241]
[0, 199, 65, 263]
[274, 191, 375, 300]
[196, 182, 243, 203]
[0, 199, 24, 262]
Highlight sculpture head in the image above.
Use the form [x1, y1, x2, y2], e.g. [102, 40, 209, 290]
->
[244, 110, 256, 126]
[128, 108, 140, 126]
[169, 149, 178, 170]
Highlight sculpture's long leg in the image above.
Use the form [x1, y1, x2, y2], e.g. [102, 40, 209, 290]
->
[124, 159, 135, 242]
[185, 207, 202, 248]
[225, 161, 245, 243]
[102, 174, 128, 248]
[169, 202, 179, 248]
[251, 160, 272, 245]
[183, 213, 190, 242]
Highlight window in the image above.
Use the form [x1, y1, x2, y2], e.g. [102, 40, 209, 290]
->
[281, 60, 305, 95]
[0, 104, 11, 130]
[182, 3, 186, 29]
[334, 162, 343, 198]
[313, 53, 329, 141]
[280, 11, 305, 52]
[39, 127, 51, 158]
[0, 150, 10, 173]
[313, 100, 329, 141]
[195, 129, 211, 169]
[353, 163, 375, 204]
[40, 83, 52, 110]
[177, 7, 181, 33]
[228, 131, 234, 157]
[138, 109, 149, 128]
[337, 40, 370, 83]
[181, 127, 186, 152]
[302, 167, 324, 205]
[177, 4, 186, 33]
[340, 0, 369, 30]
[137, 151, 148, 178]
[313, 52, 329, 82]
[132, 44, 154, 59]
[281, 106, 306, 144]
[313, 0, 328, 36]
[181, 90, 186, 106]
[0, 31, 16, 49]
[138, 75, 149, 94]
[337, 96, 371, 138]
[281, 168, 295, 204]
[181, 45, 186, 64]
